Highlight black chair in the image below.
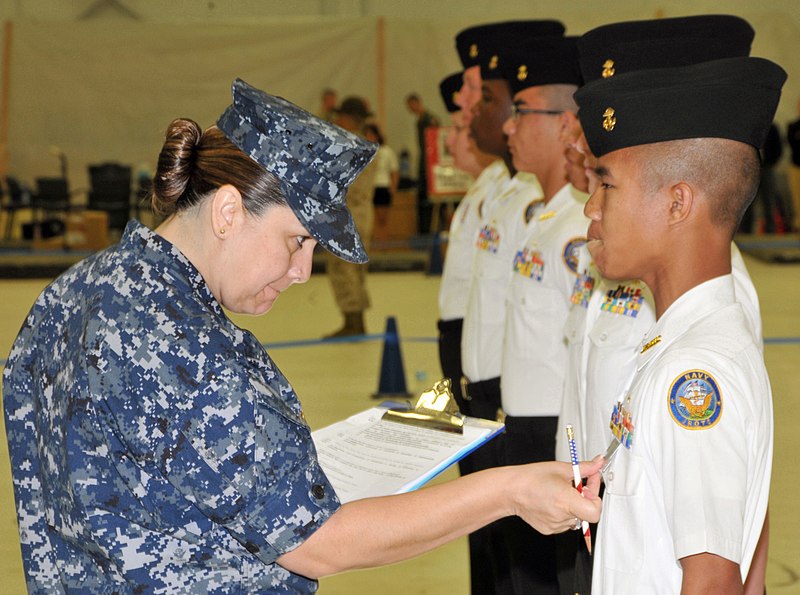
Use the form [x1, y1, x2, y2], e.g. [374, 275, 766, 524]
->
[87, 163, 132, 233]
[34, 177, 72, 239]
[3, 176, 33, 240]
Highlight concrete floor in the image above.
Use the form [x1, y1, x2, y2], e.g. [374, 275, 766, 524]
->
[0, 251, 798, 593]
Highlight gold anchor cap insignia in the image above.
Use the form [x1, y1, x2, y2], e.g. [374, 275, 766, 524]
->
[603, 107, 617, 132]
[517, 65, 528, 81]
[489, 55, 498, 70]
[469, 43, 478, 58]
[602, 59, 616, 78]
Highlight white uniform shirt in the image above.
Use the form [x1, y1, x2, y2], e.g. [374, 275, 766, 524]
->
[557, 252, 654, 461]
[372, 145, 399, 188]
[461, 171, 542, 382]
[556, 243, 761, 462]
[501, 184, 589, 417]
[593, 275, 772, 594]
[439, 160, 508, 321]
[731, 242, 762, 347]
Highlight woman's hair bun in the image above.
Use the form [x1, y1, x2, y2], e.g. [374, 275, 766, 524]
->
[152, 118, 203, 215]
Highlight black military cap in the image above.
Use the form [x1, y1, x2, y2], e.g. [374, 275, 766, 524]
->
[439, 72, 462, 114]
[500, 36, 582, 95]
[455, 20, 565, 69]
[575, 57, 786, 158]
[217, 79, 377, 263]
[577, 15, 754, 84]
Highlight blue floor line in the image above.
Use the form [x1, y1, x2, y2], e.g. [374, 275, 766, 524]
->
[763, 337, 800, 345]
[737, 239, 800, 250]
[0, 336, 796, 367]
[263, 334, 437, 350]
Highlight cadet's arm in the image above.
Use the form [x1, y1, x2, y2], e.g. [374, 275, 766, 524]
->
[680, 552, 742, 595]
[277, 459, 602, 579]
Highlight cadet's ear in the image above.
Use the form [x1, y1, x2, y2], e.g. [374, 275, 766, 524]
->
[210, 185, 243, 239]
[667, 181, 694, 226]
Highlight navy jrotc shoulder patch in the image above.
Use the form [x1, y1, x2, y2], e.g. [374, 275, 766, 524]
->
[562, 238, 586, 274]
[668, 369, 723, 430]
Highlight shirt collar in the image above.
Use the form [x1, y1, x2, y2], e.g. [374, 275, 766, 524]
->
[120, 220, 224, 318]
[546, 183, 584, 212]
[637, 274, 736, 370]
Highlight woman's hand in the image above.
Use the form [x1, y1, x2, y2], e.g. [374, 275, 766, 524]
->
[510, 458, 603, 534]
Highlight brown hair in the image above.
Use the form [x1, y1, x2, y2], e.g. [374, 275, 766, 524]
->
[150, 118, 286, 217]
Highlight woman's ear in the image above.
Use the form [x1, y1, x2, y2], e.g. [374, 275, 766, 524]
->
[210, 184, 243, 239]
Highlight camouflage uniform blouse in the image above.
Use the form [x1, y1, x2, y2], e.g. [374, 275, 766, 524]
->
[3, 220, 340, 593]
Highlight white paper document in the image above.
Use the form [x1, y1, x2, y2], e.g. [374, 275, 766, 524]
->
[312, 406, 504, 504]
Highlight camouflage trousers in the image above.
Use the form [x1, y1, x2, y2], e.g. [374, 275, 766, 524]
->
[326, 199, 373, 313]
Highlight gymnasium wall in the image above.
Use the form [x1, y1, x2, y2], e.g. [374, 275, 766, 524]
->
[1, 0, 798, 193]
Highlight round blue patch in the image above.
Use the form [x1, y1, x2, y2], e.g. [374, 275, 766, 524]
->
[562, 238, 586, 274]
[668, 369, 723, 430]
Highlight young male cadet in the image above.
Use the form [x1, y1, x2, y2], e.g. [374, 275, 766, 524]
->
[437, 71, 503, 416]
[455, 20, 564, 594]
[555, 18, 771, 593]
[557, 12, 763, 465]
[495, 36, 589, 595]
[455, 20, 565, 126]
[461, 20, 564, 425]
[574, 55, 783, 593]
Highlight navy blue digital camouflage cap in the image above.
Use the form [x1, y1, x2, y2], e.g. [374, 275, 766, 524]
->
[217, 78, 377, 264]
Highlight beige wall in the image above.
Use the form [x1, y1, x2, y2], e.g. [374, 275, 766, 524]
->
[1, 0, 798, 193]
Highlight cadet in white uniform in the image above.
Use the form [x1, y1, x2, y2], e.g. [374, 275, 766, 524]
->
[556, 17, 771, 595]
[494, 37, 589, 594]
[454, 20, 564, 595]
[574, 55, 783, 593]
[458, 20, 564, 422]
[436, 71, 504, 414]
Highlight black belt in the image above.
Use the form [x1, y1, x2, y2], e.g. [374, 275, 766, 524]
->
[437, 318, 463, 333]
[460, 376, 502, 421]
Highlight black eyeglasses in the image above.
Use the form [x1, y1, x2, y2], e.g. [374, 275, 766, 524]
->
[511, 105, 564, 121]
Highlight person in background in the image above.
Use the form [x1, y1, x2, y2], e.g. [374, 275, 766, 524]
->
[405, 92, 440, 235]
[786, 96, 800, 232]
[364, 123, 399, 245]
[318, 88, 338, 122]
[3, 78, 603, 594]
[741, 122, 787, 233]
[324, 96, 377, 338]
